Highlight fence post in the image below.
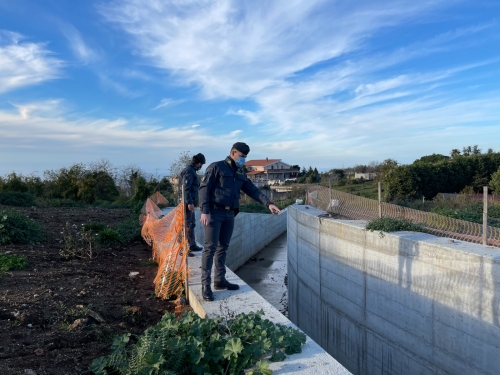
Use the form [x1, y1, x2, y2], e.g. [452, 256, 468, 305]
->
[182, 185, 189, 303]
[378, 182, 382, 218]
[329, 173, 332, 212]
[483, 186, 488, 246]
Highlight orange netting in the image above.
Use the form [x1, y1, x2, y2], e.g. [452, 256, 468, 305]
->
[307, 185, 500, 247]
[140, 193, 189, 299]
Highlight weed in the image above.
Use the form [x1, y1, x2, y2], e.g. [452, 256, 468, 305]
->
[366, 217, 427, 238]
[0, 254, 28, 272]
[139, 260, 158, 267]
[113, 216, 142, 243]
[98, 228, 124, 247]
[0, 209, 45, 245]
[59, 222, 99, 259]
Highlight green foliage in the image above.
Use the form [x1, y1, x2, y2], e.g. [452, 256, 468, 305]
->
[366, 217, 427, 234]
[84, 221, 107, 232]
[90, 310, 306, 375]
[430, 202, 500, 227]
[114, 216, 142, 243]
[413, 154, 450, 164]
[131, 176, 153, 204]
[0, 192, 37, 207]
[383, 151, 500, 201]
[98, 228, 124, 247]
[0, 254, 28, 272]
[0, 209, 45, 245]
[1, 172, 29, 193]
[489, 167, 500, 195]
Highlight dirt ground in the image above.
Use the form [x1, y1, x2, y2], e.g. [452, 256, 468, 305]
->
[0, 205, 191, 375]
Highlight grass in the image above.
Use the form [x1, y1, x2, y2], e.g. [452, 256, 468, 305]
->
[330, 180, 380, 200]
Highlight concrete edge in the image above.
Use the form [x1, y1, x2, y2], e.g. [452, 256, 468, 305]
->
[185, 252, 351, 375]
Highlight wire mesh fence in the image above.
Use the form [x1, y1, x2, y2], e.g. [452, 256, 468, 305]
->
[306, 185, 500, 247]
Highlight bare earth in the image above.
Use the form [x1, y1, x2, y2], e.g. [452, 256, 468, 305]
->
[0, 206, 190, 375]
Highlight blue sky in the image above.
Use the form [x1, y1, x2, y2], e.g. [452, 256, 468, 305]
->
[1, 0, 500, 176]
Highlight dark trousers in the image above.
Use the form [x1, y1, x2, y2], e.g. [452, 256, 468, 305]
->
[201, 208, 234, 286]
[185, 206, 197, 249]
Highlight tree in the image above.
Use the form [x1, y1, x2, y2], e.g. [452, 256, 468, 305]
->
[169, 151, 196, 178]
[489, 167, 500, 194]
[414, 154, 449, 164]
[450, 149, 461, 159]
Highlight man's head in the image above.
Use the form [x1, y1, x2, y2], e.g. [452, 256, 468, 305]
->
[230, 142, 250, 168]
[192, 153, 206, 170]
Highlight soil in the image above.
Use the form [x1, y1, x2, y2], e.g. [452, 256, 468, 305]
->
[0, 205, 191, 375]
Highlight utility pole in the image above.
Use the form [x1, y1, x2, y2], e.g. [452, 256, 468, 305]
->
[483, 186, 488, 246]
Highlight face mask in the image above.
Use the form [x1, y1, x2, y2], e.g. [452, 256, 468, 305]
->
[235, 156, 245, 168]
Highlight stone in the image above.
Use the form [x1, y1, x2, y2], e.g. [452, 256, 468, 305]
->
[34, 348, 44, 356]
[70, 318, 87, 330]
[87, 309, 106, 324]
[125, 306, 141, 315]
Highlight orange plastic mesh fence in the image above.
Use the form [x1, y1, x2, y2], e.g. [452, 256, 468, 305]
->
[140, 194, 188, 299]
[150, 191, 170, 207]
[306, 185, 500, 247]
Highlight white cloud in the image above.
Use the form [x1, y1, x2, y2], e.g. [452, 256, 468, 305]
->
[153, 98, 184, 110]
[0, 31, 63, 94]
[100, 0, 447, 99]
[61, 24, 99, 64]
[227, 109, 262, 125]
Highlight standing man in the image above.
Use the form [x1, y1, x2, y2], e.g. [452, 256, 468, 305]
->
[198, 142, 281, 301]
[179, 153, 206, 256]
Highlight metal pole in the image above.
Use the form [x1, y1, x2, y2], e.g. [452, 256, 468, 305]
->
[483, 186, 488, 246]
[378, 182, 382, 218]
[182, 185, 189, 303]
[329, 173, 332, 212]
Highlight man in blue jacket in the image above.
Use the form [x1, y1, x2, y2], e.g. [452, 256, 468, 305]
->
[179, 153, 205, 255]
[198, 142, 281, 301]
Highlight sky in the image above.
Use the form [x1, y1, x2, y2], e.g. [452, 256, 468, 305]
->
[1, 0, 500, 176]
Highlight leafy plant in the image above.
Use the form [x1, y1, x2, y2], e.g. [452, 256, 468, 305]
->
[0, 209, 45, 245]
[366, 217, 427, 235]
[113, 216, 142, 243]
[0, 254, 27, 272]
[59, 222, 98, 259]
[90, 310, 306, 375]
[98, 228, 124, 247]
[0, 192, 37, 207]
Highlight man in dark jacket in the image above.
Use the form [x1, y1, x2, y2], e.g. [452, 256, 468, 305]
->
[198, 142, 281, 301]
[179, 153, 205, 255]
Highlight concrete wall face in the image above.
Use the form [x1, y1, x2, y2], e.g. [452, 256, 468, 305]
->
[288, 205, 500, 375]
[194, 210, 287, 270]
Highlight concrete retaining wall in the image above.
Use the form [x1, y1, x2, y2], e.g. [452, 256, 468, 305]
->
[193, 209, 287, 270]
[288, 205, 500, 375]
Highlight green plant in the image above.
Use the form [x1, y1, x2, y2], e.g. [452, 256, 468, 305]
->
[0, 192, 37, 207]
[0, 254, 28, 272]
[113, 216, 142, 243]
[98, 228, 124, 247]
[90, 309, 306, 375]
[84, 220, 107, 232]
[0, 209, 45, 245]
[366, 217, 427, 237]
[59, 222, 98, 259]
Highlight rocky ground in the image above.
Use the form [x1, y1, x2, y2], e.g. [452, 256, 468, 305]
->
[0, 205, 190, 375]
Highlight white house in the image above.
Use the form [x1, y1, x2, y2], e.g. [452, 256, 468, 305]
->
[245, 158, 299, 185]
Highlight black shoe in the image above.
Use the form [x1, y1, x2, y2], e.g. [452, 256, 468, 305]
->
[187, 251, 195, 257]
[202, 285, 214, 301]
[190, 245, 203, 252]
[214, 279, 240, 291]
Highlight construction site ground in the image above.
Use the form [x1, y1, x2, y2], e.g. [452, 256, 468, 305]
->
[0, 205, 190, 375]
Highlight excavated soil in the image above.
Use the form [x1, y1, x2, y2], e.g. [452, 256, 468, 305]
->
[0, 205, 191, 375]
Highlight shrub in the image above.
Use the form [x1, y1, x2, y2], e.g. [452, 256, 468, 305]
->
[90, 310, 306, 375]
[98, 228, 124, 247]
[83, 221, 107, 232]
[366, 217, 427, 234]
[59, 222, 99, 259]
[114, 216, 142, 243]
[0, 209, 45, 245]
[0, 192, 37, 207]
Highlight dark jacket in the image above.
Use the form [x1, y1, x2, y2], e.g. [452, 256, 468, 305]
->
[179, 163, 200, 206]
[199, 156, 273, 214]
